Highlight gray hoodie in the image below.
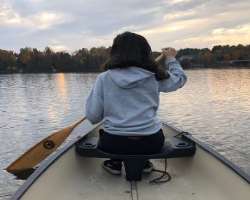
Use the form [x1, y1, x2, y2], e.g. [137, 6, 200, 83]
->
[85, 58, 187, 136]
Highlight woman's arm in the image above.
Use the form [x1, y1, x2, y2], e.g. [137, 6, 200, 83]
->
[158, 48, 187, 92]
[155, 53, 165, 64]
[85, 75, 104, 124]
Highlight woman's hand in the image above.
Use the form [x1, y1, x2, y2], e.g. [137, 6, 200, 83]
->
[155, 47, 177, 63]
[162, 47, 177, 59]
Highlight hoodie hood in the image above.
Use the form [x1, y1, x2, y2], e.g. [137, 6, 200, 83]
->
[107, 67, 154, 88]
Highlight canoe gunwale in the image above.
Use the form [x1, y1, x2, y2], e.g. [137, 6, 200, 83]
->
[162, 121, 250, 184]
[11, 137, 80, 200]
[11, 122, 250, 199]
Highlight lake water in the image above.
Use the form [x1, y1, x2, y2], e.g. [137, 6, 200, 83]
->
[0, 69, 250, 198]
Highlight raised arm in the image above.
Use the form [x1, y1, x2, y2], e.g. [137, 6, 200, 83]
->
[158, 48, 187, 92]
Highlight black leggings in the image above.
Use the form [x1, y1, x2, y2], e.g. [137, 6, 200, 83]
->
[98, 129, 165, 155]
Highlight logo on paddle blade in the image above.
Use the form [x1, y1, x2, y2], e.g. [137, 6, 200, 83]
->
[43, 140, 55, 150]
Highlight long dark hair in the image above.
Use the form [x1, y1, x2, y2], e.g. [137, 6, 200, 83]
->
[103, 32, 169, 80]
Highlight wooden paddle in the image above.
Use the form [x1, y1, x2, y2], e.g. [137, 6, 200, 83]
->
[6, 117, 86, 179]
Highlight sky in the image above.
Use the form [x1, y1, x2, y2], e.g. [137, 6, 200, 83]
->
[0, 0, 250, 52]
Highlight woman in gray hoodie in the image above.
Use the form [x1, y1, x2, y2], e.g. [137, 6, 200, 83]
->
[85, 32, 187, 175]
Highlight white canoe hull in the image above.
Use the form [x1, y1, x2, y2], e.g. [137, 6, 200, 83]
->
[12, 121, 250, 200]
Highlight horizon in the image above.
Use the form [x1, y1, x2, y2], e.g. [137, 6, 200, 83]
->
[1, 0, 250, 52]
[1, 43, 250, 54]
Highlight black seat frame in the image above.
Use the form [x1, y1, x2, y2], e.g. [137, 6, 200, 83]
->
[75, 134, 196, 181]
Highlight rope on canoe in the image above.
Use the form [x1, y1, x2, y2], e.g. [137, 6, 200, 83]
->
[149, 159, 171, 184]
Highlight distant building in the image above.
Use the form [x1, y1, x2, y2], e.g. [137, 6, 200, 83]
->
[178, 55, 194, 61]
[229, 60, 250, 66]
[51, 66, 57, 73]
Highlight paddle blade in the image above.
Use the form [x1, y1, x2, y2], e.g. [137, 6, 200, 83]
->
[6, 118, 85, 178]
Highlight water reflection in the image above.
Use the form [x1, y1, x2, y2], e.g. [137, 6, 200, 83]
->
[206, 69, 250, 101]
[47, 74, 68, 123]
[55, 73, 67, 98]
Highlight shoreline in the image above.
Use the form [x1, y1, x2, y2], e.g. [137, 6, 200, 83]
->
[1, 66, 250, 74]
[183, 66, 250, 70]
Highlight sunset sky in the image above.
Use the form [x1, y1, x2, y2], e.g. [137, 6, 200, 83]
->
[1, 0, 250, 52]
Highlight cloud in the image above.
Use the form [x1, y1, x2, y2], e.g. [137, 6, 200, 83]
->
[0, 3, 21, 25]
[48, 43, 68, 52]
[0, 1, 73, 30]
[136, 0, 250, 49]
[32, 12, 71, 30]
[168, 0, 192, 4]
[0, 0, 250, 52]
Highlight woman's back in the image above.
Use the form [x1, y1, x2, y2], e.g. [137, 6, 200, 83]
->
[88, 66, 160, 135]
[85, 58, 187, 136]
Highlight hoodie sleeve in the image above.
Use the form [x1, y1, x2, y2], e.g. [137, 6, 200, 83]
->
[158, 58, 187, 92]
[85, 75, 104, 124]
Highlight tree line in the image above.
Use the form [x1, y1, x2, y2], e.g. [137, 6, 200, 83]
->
[0, 47, 110, 73]
[177, 44, 250, 68]
[0, 44, 250, 73]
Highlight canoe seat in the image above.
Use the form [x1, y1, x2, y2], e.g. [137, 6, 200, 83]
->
[75, 134, 195, 181]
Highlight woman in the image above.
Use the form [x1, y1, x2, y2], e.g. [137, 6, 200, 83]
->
[85, 32, 187, 175]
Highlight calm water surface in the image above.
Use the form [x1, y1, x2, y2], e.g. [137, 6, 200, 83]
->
[0, 69, 250, 198]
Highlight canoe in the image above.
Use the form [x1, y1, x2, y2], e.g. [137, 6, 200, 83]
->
[11, 120, 250, 200]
